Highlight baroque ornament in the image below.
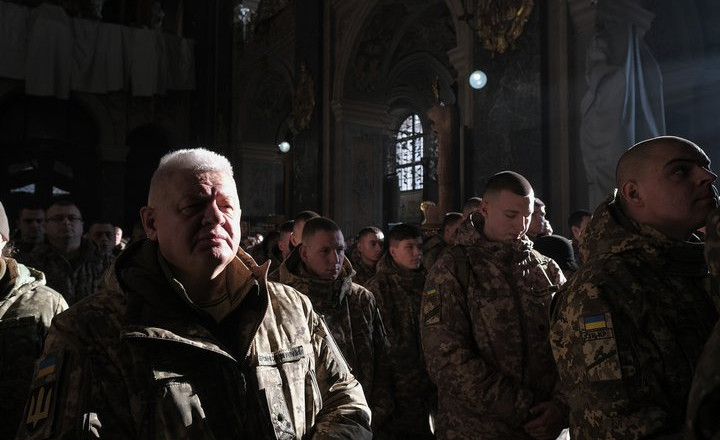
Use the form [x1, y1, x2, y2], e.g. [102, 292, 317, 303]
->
[465, 0, 534, 54]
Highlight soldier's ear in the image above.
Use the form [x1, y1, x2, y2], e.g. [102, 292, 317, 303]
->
[140, 206, 159, 241]
[620, 180, 644, 207]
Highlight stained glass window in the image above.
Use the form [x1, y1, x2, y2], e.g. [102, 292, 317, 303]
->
[395, 114, 424, 191]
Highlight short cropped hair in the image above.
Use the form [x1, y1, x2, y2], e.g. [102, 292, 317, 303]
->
[462, 197, 483, 216]
[567, 209, 591, 230]
[441, 212, 464, 234]
[47, 198, 80, 212]
[279, 220, 295, 234]
[294, 210, 320, 223]
[302, 217, 341, 242]
[483, 171, 533, 198]
[388, 223, 421, 244]
[148, 148, 233, 205]
[357, 226, 383, 240]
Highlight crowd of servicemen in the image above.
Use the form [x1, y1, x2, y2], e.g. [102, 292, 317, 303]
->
[0, 135, 719, 440]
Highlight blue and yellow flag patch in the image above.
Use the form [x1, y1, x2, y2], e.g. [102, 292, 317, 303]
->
[580, 312, 614, 342]
[23, 352, 63, 437]
[422, 285, 441, 325]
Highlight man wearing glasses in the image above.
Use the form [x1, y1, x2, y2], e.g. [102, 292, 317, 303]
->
[25, 199, 112, 304]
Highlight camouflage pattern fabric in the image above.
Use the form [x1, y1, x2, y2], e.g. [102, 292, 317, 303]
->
[550, 192, 719, 440]
[422, 233, 445, 272]
[364, 253, 435, 439]
[349, 250, 376, 287]
[24, 238, 112, 305]
[420, 216, 567, 440]
[0, 258, 67, 440]
[686, 207, 720, 440]
[15, 241, 371, 439]
[278, 250, 392, 430]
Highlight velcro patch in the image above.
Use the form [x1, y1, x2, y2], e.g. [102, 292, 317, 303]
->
[580, 312, 622, 381]
[24, 352, 64, 436]
[257, 346, 305, 366]
[422, 285, 442, 325]
[581, 313, 614, 342]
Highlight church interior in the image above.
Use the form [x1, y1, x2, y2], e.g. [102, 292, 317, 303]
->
[1, 0, 718, 238]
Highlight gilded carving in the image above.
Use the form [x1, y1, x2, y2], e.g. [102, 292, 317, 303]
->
[465, 0, 534, 54]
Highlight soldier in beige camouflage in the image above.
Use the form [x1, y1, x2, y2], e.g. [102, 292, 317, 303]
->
[16, 149, 371, 439]
[421, 171, 567, 440]
[0, 201, 68, 440]
[277, 216, 392, 432]
[551, 136, 719, 440]
[365, 223, 435, 439]
[350, 226, 384, 286]
[686, 207, 720, 440]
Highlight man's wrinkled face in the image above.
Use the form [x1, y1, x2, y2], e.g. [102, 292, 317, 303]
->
[45, 205, 83, 242]
[301, 229, 345, 280]
[481, 190, 534, 242]
[636, 142, 717, 238]
[389, 237, 423, 271]
[357, 231, 384, 265]
[89, 223, 116, 254]
[143, 170, 241, 279]
[18, 208, 45, 242]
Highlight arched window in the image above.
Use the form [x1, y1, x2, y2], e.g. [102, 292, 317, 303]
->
[395, 114, 424, 191]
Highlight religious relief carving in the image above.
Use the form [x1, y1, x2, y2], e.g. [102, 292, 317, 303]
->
[463, 0, 534, 54]
[291, 61, 315, 132]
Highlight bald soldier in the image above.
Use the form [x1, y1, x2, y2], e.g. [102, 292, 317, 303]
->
[551, 136, 720, 439]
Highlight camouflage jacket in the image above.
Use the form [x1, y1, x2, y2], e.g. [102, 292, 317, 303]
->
[277, 250, 392, 427]
[686, 207, 720, 440]
[16, 241, 371, 440]
[422, 233, 446, 272]
[0, 258, 67, 440]
[349, 251, 376, 287]
[24, 239, 112, 305]
[420, 217, 566, 440]
[364, 254, 435, 439]
[550, 193, 718, 440]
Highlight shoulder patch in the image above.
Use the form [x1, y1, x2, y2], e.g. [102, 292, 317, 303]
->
[580, 312, 622, 382]
[23, 352, 64, 437]
[422, 284, 441, 326]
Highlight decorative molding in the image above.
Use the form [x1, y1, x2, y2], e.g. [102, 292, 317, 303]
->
[331, 99, 389, 128]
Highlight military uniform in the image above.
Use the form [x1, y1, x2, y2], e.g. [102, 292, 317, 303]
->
[278, 249, 391, 428]
[686, 207, 720, 440]
[550, 193, 718, 440]
[421, 233, 445, 272]
[349, 250, 376, 287]
[364, 253, 435, 439]
[421, 217, 567, 440]
[0, 258, 67, 440]
[16, 240, 371, 440]
[24, 238, 112, 305]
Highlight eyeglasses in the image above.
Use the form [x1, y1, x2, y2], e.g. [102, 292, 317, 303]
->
[47, 215, 82, 223]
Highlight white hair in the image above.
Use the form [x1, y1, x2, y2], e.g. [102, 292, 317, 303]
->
[147, 148, 234, 205]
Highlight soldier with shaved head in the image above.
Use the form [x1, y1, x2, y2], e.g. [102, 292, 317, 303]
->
[551, 135, 719, 439]
[421, 171, 567, 440]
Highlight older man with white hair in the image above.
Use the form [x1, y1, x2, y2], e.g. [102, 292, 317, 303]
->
[17, 148, 371, 439]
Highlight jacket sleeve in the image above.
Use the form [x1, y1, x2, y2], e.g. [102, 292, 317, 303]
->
[15, 310, 135, 440]
[550, 282, 671, 440]
[420, 254, 535, 426]
[306, 311, 372, 440]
